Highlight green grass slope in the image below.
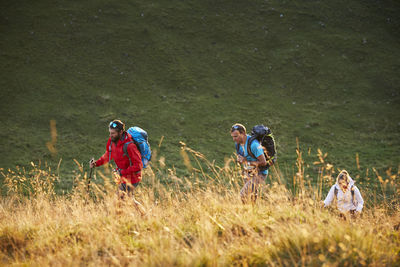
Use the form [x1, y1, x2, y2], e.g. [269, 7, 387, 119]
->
[1, 0, 399, 189]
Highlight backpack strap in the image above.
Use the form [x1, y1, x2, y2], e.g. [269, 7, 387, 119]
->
[123, 141, 141, 173]
[351, 185, 356, 206]
[109, 143, 112, 161]
[246, 136, 257, 159]
[123, 141, 134, 166]
[235, 143, 242, 156]
[334, 187, 338, 200]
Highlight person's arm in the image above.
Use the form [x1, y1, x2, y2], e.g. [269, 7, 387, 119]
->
[323, 185, 336, 207]
[248, 154, 267, 167]
[354, 186, 364, 212]
[120, 143, 143, 176]
[95, 139, 111, 167]
[237, 154, 246, 164]
[248, 142, 267, 167]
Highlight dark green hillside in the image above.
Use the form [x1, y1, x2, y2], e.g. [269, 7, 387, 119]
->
[1, 0, 399, 189]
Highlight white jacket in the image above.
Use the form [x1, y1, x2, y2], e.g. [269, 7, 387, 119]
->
[324, 176, 364, 213]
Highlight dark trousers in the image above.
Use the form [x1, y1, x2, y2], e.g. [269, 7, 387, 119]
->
[117, 182, 139, 199]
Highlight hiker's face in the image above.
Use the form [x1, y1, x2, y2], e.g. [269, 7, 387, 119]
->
[339, 179, 349, 191]
[231, 130, 245, 144]
[109, 128, 122, 142]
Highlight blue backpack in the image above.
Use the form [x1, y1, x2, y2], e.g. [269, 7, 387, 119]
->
[124, 126, 152, 168]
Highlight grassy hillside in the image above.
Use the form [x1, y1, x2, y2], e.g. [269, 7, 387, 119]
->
[1, 154, 399, 266]
[1, 0, 399, 190]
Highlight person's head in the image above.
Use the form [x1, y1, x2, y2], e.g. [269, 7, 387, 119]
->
[109, 120, 125, 142]
[230, 123, 247, 144]
[337, 170, 350, 191]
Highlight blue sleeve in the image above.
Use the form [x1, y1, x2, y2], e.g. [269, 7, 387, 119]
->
[250, 140, 264, 158]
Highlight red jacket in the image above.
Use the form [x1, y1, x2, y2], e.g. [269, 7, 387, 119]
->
[95, 132, 143, 184]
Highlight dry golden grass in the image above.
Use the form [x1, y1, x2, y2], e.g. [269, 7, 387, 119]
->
[1, 146, 399, 266]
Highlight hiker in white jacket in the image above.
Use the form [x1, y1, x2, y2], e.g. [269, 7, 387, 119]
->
[324, 170, 364, 217]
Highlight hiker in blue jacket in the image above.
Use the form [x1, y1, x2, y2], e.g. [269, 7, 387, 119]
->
[231, 123, 268, 203]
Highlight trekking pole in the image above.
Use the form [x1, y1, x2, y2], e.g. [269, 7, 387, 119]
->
[87, 164, 93, 194]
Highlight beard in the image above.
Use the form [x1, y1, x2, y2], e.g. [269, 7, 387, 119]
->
[111, 135, 120, 143]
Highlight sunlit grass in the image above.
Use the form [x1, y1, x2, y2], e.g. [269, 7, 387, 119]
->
[1, 145, 399, 266]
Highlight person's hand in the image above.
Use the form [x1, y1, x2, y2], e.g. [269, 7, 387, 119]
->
[113, 168, 121, 176]
[243, 162, 256, 171]
[89, 158, 96, 168]
[237, 155, 246, 164]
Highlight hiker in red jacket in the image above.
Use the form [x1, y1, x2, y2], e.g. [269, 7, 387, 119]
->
[90, 120, 143, 198]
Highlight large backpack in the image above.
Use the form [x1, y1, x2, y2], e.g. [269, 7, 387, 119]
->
[124, 126, 152, 168]
[236, 125, 277, 171]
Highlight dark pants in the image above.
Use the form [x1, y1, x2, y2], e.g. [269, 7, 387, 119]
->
[117, 182, 139, 199]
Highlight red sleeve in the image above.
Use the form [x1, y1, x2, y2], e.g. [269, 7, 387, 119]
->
[120, 143, 142, 176]
[95, 139, 111, 167]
